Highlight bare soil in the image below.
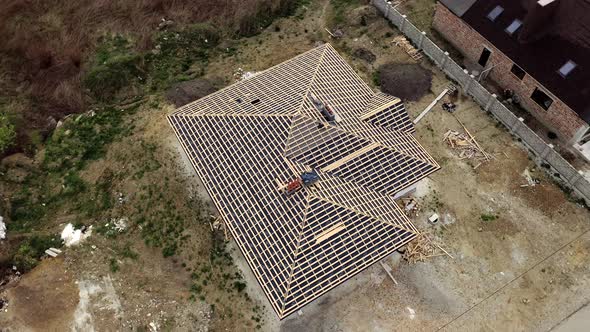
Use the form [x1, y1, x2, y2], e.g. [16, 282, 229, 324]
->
[379, 63, 433, 101]
[165, 79, 218, 108]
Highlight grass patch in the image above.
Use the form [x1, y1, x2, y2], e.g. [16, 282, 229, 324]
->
[480, 213, 498, 222]
[11, 235, 62, 272]
[328, 0, 363, 26]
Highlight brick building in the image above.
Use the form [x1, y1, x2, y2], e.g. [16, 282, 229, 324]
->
[433, 0, 590, 155]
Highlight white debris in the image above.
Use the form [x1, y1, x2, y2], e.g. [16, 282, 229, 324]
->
[522, 168, 539, 187]
[233, 68, 258, 81]
[45, 247, 62, 257]
[0, 216, 6, 240]
[241, 71, 257, 80]
[149, 322, 159, 332]
[406, 307, 416, 319]
[113, 218, 128, 233]
[61, 223, 92, 247]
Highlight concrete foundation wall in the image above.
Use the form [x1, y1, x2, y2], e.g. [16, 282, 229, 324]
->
[371, 0, 590, 205]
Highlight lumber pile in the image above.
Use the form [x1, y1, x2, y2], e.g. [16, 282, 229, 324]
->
[392, 36, 423, 61]
[403, 232, 453, 264]
[443, 130, 490, 161]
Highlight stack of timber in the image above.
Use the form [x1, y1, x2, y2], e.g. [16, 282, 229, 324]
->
[392, 36, 423, 61]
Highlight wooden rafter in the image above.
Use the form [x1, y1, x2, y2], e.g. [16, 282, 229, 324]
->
[167, 44, 440, 319]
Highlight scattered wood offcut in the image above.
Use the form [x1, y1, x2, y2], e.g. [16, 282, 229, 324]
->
[403, 232, 453, 264]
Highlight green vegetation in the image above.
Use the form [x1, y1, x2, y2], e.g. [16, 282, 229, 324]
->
[44, 105, 137, 172]
[0, 113, 15, 154]
[329, 0, 363, 26]
[11, 235, 62, 272]
[480, 213, 498, 222]
[110, 258, 120, 273]
[372, 70, 381, 87]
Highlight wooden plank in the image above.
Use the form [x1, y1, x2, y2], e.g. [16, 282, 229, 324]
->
[321, 142, 381, 172]
[413, 89, 449, 124]
[359, 99, 401, 120]
[315, 222, 346, 244]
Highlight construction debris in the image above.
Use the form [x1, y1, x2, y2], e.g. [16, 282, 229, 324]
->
[45, 247, 62, 258]
[233, 68, 258, 81]
[61, 223, 92, 247]
[392, 36, 423, 61]
[379, 261, 398, 285]
[522, 168, 540, 187]
[0, 216, 5, 240]
[428, 213, 439, 224]
[325, 28, 343, 39]
[210, 215, 229, 241]
[399, 197, 420, 217]
[403, 232, 453, 264]
[442, 102, 456, 113]
[443, 129, 492, 163]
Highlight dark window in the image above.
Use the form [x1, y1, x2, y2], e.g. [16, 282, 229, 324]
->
[531, 88, 553, 110]
[478, 47, 492, 67]
[487, 6, 504, 21]
[510, 64, 525, 80]
[251, 99, 260, 105]
[505, 19, 523, 35]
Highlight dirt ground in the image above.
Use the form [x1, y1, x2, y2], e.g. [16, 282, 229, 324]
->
[1, 1, 589, 331]
[379, 63, 433, 101]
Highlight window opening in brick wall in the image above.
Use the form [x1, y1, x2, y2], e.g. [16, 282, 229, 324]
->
[531, 88, 553, 110]
[478, 47, 492, 67]
[510, 64, 525, 80]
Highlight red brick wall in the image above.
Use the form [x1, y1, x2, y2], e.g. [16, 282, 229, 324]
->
[432, 2, 587, 142]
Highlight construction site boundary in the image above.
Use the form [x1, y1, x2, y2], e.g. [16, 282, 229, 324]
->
[371, 0, 590, 205]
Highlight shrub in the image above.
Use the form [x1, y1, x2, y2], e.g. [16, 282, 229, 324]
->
[233, 281, 247, 292]
[0, 114, 15, 154]
[84, 54, 143, 100]
[480, 214, 498, 222]
[11, 235, 61, 272]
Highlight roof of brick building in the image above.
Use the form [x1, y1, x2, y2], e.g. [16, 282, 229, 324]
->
[441, 0, 590, 123]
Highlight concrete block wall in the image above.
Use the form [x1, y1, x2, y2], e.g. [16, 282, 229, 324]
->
[431, 2, 587, 143]
[371, 0, 590, 205]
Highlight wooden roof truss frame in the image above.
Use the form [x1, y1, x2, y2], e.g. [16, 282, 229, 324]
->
[168, 44, 440, 319]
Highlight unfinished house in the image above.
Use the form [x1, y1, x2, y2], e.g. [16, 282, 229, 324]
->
[433, 0, 590, 158]
[168, 44, 439, 319]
